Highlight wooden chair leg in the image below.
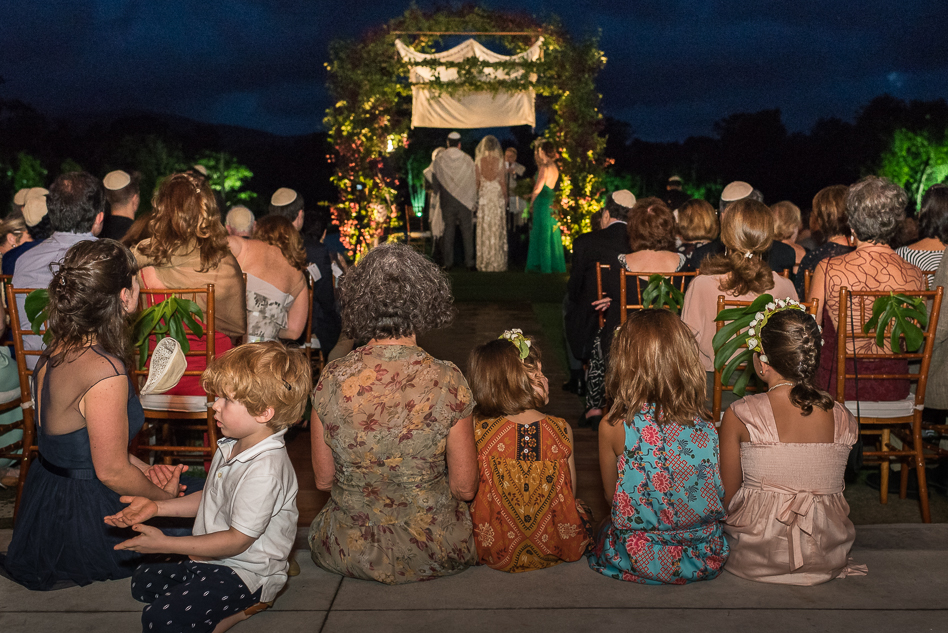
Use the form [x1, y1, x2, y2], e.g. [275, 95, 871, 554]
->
[900, 459, 910, 499]
[879, 429, 890, 504]
[912, 425, 932, 523]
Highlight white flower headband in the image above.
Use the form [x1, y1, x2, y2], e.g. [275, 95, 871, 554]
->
[745, 298, 820, 364]
[499, 328, 531, 360]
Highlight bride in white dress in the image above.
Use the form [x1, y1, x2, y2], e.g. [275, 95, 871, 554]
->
[475, 135, 508, 272]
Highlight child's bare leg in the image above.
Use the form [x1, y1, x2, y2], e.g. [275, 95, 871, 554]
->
[212, 610, 249, 633]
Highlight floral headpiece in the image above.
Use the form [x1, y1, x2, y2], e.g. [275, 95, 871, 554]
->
[746, 298, 815, 364]
[499, 328, 531, 360]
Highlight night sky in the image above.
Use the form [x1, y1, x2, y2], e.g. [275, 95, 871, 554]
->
[2, 1, 947, 141]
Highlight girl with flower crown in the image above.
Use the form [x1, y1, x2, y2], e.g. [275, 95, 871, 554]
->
[588, 309, 728, 584]
[466, 330, 592, 572]
[719, 303, 865, 585]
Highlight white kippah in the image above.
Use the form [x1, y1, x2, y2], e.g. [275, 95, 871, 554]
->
[13, 188, 30, 206]
[612, 190, 636, 208]
[721, 181, 753, 202]
[447, 131, 461, 140]
[23, 194, 48, 227]
[192, 164, 209, 176]
[226, 206, 255, 232]
[271, 187, 298, 207]
[103, 170, 131, 190]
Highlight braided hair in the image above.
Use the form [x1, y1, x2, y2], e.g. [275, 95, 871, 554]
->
[759, 309, 834, 415]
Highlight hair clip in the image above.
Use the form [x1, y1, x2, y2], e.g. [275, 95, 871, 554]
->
[283, 380, 292, 391]
[499, 328, 531, 360]
[743, 251, 754, 259]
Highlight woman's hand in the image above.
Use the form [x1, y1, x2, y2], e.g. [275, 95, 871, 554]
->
[591, 297, 612, 312]
[104, 496, 159, 528]
[114, 524, 170, 554]
[144, 463, 188, 496]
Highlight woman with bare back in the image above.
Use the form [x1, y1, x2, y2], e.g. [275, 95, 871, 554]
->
[474, 135, 508, 272]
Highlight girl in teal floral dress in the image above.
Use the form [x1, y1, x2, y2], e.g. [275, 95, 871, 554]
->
[588, 309, 728, 584]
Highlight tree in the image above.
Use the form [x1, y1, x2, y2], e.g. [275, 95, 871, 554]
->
[193, 152, 257, 209]
[878, 128, 948, 211]
[111, 135, 186, 215]
[12, 152, 47, 190]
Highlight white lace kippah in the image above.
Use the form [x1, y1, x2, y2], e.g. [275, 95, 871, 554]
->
[447, 131, 461, 140]
[721, 181, 753, 201]
[612, 190, 636, 208]
[103, 170, 131, 190]
[23, 194, 48, 227]
[271, 187, 298, 206]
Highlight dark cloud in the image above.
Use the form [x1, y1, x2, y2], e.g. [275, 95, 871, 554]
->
[1, 1, 946, 141]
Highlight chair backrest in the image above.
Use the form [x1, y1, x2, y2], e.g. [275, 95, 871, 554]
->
[5, 285, 44, 519]
[0, 274, 11, 311]
[711, 294, 820, 422]
[804, 268, 813, 299]
[921, 270, 937, 290]
[595, 263, 610, 329]
[618, 270, 697, 323]
[777, 268, 791, 278]
[834, 287, 943, 406]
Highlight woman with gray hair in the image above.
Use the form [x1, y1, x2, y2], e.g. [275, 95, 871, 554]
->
[308, 243, 478, 584]
[809, 176, 925, 399]
[474, 135, 508, 271]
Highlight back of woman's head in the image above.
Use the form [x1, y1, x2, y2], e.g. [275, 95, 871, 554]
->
[627, 197, 676, 252]
[677, 199, 719, 242]
[846, 176, 907, 244]
[606, 309, 708, 426]
[468, 336, 544, 419]
[341, 243, 454, 341]
[48, 239, 137, 364]
[253, 215, 307, 271]
[143, 172, 229, 272]
[759, 309, 834, 415]
[700, 198, 775, 295]
[475, 135, 502, 162]
[534, 140, 556, 165]
[811, 185, 849, 239]
[920, 184, 948, 242]
[771, 201, 801, 241]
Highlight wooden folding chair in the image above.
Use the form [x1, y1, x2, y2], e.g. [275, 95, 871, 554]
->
[804, 269, 813, 299]
[618, 270, 697, 323]
[711, 295, 820, 423]
[835, 287, 943, 523]
[921, 270, 937, 291]
[303, 272, 324, 384]
[132, 285, 218, 466]
[5, 285, 44, 520]
[594, 263, 610, 328]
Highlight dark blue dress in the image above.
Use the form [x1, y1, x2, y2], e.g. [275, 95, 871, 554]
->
[2, 346, 146, 590]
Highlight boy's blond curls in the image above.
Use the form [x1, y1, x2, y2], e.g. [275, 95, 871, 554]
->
[201, 341, 311, 431]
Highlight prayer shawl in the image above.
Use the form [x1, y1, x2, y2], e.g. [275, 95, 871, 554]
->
[433, 147, 477, 211]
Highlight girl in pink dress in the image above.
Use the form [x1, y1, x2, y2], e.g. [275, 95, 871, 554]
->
[719, 305, 866, 585]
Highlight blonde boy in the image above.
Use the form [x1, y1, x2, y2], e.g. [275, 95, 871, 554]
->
[106, 342, 310, 633]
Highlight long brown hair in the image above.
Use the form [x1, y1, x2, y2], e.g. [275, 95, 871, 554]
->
[253, 215, 307, 271]
[138, 172, 229, 272]
[467, 337, 545, 419]
[605, 309, 709, 426]
[700, 198, 775, 296]
[47, 239, 137, 368]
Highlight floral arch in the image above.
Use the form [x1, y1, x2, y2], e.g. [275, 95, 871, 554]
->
[324, 7, 609, 259]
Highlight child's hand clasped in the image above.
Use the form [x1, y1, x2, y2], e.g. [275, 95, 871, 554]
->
[113, 524, 169, 554]
[145, 463, 188, 497]
[104, 496, 159, 528]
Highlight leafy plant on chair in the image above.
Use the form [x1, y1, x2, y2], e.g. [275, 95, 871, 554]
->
[641, 274, 685, 314]
[133, 297, 204, 369]
[25, 289, 51, 345]
[863, 292, 928, 352]
[711, 294, 772, 397]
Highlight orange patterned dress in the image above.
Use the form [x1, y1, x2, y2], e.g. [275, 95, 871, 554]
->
[471, 415, 592, 572]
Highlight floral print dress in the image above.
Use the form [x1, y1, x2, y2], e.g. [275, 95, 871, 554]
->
[470, 416, 591, 572]
[588, 404, 729, 584]
[308, 344, 477, 584]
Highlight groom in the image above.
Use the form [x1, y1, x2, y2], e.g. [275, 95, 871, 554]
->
[432, 131, 476, 270]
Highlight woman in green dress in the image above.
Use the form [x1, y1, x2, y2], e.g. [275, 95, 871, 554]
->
[526, 140, 567, 273]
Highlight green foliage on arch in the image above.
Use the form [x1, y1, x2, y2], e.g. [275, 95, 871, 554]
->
[324, 6, 608, 258]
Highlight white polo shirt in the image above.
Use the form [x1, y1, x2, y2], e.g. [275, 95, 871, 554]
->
[194, 428, 299, 602]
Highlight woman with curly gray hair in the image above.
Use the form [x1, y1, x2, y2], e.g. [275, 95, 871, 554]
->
[809, 176, 925, 399]
[308, 243, 478, 584]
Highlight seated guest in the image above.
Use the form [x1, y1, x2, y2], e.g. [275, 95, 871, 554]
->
[686, 181, 796, 275]
[10, 174, 104, 367]
[682, 198, 798, 373]
[225, 205, 255, 237]
[564, 190, 635, 426]
[132, 172, 246, 395]
[0, 212, 31, 262]
[721, 306, 864, 584]
[809, 176, 924, 398]
[771, 200, 808, 271]
[309, 243, 477, 584]
[895, 184, 948, 287]
[229, 215, 308, 343]
[586, 198, 685, 425]
[676, 198, 719, 260]
[794, 185, 852, 299]
[100, 170, 140, 241]
[1, 240, 185, 590]
[4, 190, 51, 276]
[467, 332, 591, 572]
[589, 309, 728, 584]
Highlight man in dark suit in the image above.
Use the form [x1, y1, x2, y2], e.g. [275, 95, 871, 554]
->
[564, 190, 635, 414]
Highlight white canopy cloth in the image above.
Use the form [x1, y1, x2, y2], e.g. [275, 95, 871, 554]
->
[396, 37, 543, 129]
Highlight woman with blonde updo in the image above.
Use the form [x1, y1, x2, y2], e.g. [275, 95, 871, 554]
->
[132, 172, 246, 395]
[720, 308, 863, 585]
[228, 214, 308, 342]
[681, 198, 798, 372]
[2, 240, 185, 590]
